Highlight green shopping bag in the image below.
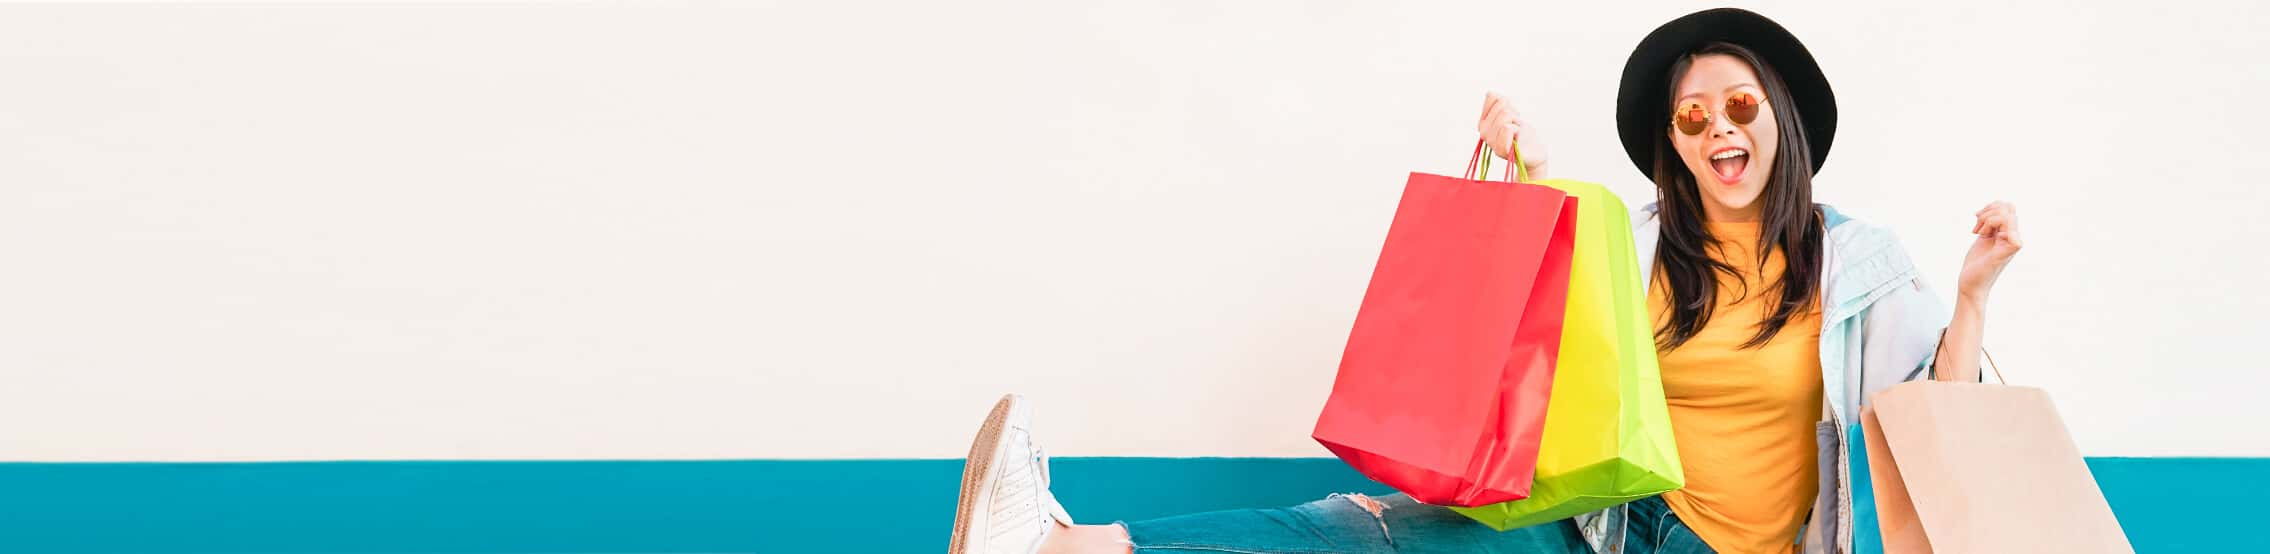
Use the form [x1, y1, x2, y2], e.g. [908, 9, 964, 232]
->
[1449, 150, 1684, 530]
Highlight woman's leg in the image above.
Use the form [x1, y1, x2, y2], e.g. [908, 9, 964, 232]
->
[1110, 493, 1589, 554]
[949, 394, 1586, 554]
[1620, 495, 1717, 554]
[1039, 524, 1135, 554]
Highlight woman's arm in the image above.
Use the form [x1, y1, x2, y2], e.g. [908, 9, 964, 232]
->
[1933, 201, 2023, 382]
[1932, 298, 1988, 382]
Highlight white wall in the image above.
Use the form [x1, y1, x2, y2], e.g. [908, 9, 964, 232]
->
[1, 2, 2263, 461]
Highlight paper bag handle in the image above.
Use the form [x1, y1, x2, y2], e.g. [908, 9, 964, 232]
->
[1982, 348, 2006, 383]
[1929, 329, 2009, 384]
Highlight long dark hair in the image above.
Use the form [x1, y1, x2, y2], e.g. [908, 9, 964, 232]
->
[1651, 42, 1823, 352]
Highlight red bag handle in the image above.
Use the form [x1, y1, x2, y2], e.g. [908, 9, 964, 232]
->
[1464, 138, 1530, 183]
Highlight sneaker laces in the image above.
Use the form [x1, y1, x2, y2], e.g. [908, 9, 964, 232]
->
[1035, 446, 1073, 526]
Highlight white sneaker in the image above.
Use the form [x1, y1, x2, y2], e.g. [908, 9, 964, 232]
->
[948, 394, 1075, 554]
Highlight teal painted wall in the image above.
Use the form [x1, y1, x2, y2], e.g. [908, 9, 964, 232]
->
[0, 457, 2247, 552]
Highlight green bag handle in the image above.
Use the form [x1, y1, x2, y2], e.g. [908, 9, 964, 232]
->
[1468, 137, 1531, 183]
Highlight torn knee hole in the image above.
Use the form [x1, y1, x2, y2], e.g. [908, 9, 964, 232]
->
[1329, 493, 1395, 542]
[1335, 493, 1388, 518]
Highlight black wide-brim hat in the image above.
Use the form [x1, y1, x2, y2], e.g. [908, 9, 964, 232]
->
[1616, 8, 1836, 180]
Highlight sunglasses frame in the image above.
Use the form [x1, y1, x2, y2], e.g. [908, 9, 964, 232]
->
[1670, 91, 1765, 136]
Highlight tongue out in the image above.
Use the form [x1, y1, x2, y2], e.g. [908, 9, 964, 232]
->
[1711, 154, 1748, 181]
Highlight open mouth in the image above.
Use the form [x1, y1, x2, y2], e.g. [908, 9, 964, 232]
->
[1709, 148, 1749, 183]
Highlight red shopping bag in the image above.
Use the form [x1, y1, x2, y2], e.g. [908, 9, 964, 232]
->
[1312, 139, 1577, 507]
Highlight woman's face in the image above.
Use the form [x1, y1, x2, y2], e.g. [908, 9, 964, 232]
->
[1667, 54, 1779, 222]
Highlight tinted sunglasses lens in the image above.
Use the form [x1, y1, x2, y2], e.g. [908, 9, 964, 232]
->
[1726, 93, 1761, 125]
[1673, 103, 1710, 135]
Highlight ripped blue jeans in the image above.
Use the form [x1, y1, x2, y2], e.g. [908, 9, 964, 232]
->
[1118, 493, 1714, 553]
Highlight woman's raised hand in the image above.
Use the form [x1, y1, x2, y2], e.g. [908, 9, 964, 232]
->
[1957, 201, 2024, 304]
[1477, 91, 1549, 180]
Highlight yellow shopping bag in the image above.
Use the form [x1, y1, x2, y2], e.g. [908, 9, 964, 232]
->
[1449, 164, 1684, 530]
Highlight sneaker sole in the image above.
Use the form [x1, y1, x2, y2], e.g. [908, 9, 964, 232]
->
[947, 394, 1015, 554]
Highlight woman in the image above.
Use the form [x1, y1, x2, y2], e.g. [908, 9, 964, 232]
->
[946, 8, 2023, 554]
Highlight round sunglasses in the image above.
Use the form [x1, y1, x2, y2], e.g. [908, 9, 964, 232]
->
[1670, 91, 1764, 136]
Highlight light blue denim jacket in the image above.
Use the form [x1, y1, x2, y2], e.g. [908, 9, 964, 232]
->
[1570, 203, 1964, 554]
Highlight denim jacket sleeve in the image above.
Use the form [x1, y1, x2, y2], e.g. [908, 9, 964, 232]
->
[1853, 230, 1980, 412]
[1858, 261, 1955, 404]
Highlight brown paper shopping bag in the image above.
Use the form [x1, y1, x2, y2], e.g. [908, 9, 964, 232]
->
[1861, 364, 2133, 553]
